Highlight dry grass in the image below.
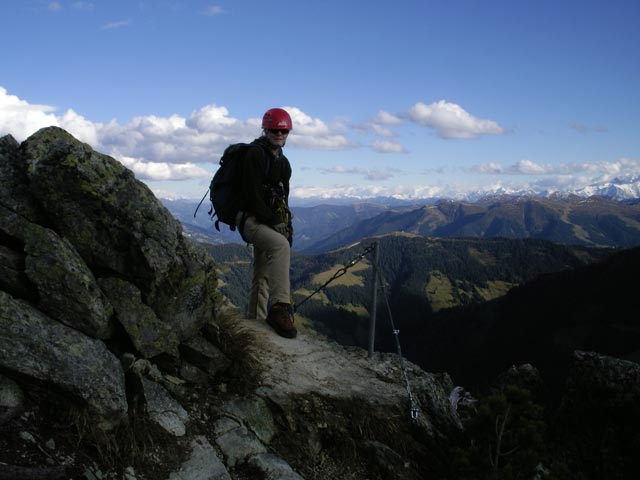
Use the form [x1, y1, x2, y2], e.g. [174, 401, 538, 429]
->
[204, 312, 265, 395]
[61, 397, 187, 479]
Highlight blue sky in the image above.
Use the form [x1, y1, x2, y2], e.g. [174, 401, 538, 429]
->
[1, 0, 639, 203]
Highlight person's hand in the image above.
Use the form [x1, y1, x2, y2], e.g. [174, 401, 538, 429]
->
[273, 223, 289, 237]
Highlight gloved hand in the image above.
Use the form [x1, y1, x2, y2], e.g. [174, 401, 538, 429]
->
[273, 223, 289, 237]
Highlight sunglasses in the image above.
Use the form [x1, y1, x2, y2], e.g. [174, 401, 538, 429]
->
[268, 129, 290, 135]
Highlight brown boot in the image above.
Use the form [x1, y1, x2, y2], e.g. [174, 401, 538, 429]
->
[266, 303, 297, 339]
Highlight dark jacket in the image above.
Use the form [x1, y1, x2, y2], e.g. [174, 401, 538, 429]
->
[238, 137, 292, 227]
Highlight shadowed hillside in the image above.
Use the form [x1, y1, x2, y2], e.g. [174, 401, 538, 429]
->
[404, 246, 640, 395]
[204, 235, 615, 349]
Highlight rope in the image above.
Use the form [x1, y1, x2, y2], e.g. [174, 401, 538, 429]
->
[375, 265, 421, 422]
[293, 244, 375, 313]
[293, 242, 420, 422]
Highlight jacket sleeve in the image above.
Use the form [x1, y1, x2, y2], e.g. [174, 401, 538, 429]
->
[239, 146, 280, 226]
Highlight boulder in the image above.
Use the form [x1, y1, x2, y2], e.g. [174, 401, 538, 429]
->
[23, 224, 114, 339]
[562, 350, 640, 410]
[168, 436, 231, 480]
[0, 374, 24, 409]
[1, 204, 113, 338]
[140, 377, 189, 437]
[554, 351, 640, 478]
[180, 334, 230, 377]
[214, 421, 267, 467]
[0, 242, 30, 299]
[246, 453, 304, 480]
[99, 277, 178, 357]
[0, 134, 42, 221]
[20, 126, 217, 342]
[0, 291, 127, 430]
[221, 395, 276, 444]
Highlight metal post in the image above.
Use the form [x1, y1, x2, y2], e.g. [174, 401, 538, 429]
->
[368, 241, 379, 359]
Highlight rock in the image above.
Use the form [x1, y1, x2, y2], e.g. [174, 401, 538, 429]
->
[0, 205, 114, 338]
[214, 420, 267, 467]
[554, 350, 640, 478]
[179, 362, 209, 385]
[246, 317, 459, 436]
[221, 395, 276, 444]
[99, 277, 178, 357]
[140, 378, 189, 436]
[364, 441, 410, 480]
[0, 243, 31, 299]
[123, 466, 137, 480]
[0, 134, 42, 221]
[562, 350, 640, 409]
[23, 224, 114, 339]
[168, 436, 231, 480]
[247, 453, 304, 480]
[20, 127, 180, 284]
[19, 126, 217, 343]
[180, 334, 231, 377]
[0, 374, 24, 408]
[0, 290, 127, 430]
[19, 431, 36, 443]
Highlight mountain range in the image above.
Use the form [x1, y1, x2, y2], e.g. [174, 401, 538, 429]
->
[165, 192, 640, 253]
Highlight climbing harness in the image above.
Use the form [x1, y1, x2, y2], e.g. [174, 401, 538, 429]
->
[293, 244, 375, 313]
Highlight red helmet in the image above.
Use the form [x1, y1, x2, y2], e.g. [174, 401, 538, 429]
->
[262, 108, 293, 130]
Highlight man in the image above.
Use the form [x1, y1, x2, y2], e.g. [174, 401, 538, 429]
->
[235, 108, 296, 339]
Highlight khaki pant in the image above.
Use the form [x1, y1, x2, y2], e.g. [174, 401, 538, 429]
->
[238, 213, 291, 320]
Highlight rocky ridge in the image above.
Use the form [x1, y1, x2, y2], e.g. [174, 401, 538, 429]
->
[0, 127, 459, 479]
[1, 127, 638, 479]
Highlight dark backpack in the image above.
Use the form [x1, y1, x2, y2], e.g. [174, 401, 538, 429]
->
[205, 143, 268, 231]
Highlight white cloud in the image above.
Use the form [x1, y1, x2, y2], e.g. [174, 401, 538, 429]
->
[371, 140, 408, 154]
[289, 134, 355, 150]
[58, 109, 100, 146]
[0, 87, 60, 141]
[291, 183, 448, 200]
[318, 166, 396, 181]
[118, 155, 210, 181]
[186, 104, 239, 132]
[6, 86, 632, 199]
[72, 2, 94, 10]
[469, 158, 640, 178]
[0, 87, 358, 184]
[407, 100, 506, 139]
[570, 123, 608, 134]
[358, 110, 404, 138]
[48, 2, 62, 11]
[285, 106, 331, 135]
[373, 110, 403, 125]
[101, 19, 131, 30]
[203, 5, 224, 16]
[370, 123, 395, 137]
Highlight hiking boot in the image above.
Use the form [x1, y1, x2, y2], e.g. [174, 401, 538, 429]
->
[266, 303, 297, 339]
